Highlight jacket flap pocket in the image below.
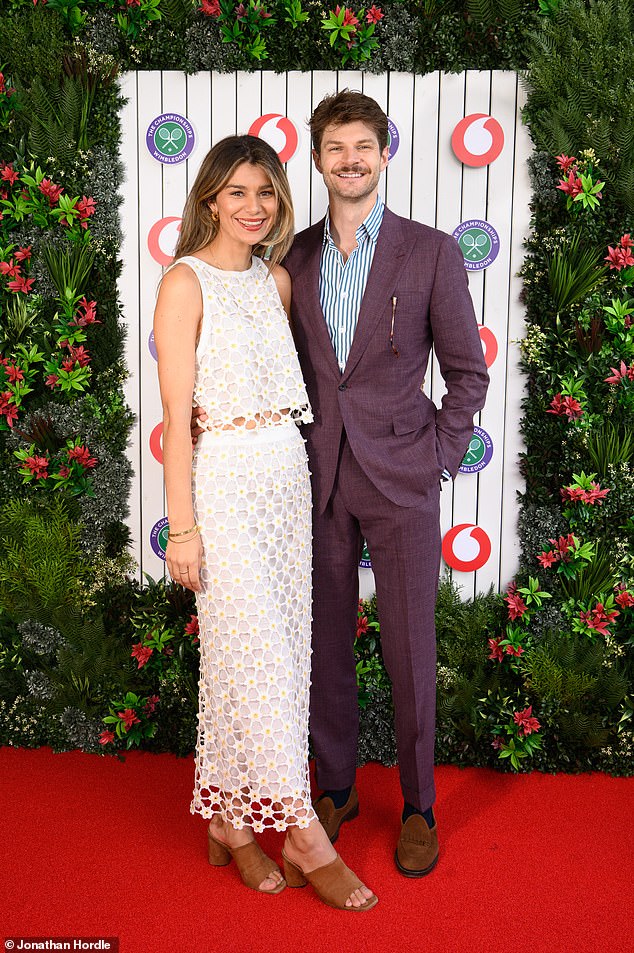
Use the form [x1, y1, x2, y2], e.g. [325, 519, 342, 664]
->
[393, 403, 435, 435]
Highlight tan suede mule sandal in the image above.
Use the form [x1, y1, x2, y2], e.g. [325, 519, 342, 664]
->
[281, 851, 378, 911]
[207, 825, 286, 894]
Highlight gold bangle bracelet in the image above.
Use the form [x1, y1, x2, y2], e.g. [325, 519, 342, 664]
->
[168, 523, 199, 538]
[167, 526, 200, 542]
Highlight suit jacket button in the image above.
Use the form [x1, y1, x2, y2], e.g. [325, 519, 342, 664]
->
[338, 383, 347, 391]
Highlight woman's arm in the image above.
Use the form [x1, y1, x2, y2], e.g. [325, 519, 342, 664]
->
[153, 263, 203, 592]
[271, 263, 292, 320]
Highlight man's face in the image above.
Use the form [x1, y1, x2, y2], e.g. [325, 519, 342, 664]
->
[312, 120, 389, 203]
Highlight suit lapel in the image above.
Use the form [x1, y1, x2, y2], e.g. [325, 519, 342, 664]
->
[294, 220, 341, 378]
[343, 209, 409, 378]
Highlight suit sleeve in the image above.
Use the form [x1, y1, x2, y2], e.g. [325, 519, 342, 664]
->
[429, 234, 489, 478]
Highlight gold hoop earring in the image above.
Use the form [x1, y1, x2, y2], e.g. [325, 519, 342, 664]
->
[209, 206, 219, 222]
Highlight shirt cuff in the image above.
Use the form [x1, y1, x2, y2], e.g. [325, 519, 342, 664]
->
[441, 468, 451, 482]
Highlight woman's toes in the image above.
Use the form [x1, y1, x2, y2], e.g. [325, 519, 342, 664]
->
[259, 871, 283, 892]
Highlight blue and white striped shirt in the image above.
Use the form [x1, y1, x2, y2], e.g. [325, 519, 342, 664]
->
[319, 197, 385, 372]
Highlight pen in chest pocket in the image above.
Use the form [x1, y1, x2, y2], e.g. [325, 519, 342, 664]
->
[390, 295, 399, 357]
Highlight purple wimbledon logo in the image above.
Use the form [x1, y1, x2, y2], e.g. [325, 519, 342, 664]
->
[150, 517, 169, 560]
[146, 114, 195, 165]
[459, 426, 494, 474]
[387, 118, 400, 162]
[453, 220, 500, 271]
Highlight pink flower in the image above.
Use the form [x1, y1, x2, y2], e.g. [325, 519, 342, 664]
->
[537, 549, 558, 569]
[76, 195, 96, 218]
[0, 259, 21, 278]
[555, 154, 576, 174]
[14, 246, 32, 261]
[557, 171, 583, 198]
[69, 344, 91, 367]
[0, 391, 18, 427]
[99, 730, 115, 745]
[38, 178, 64, 205]
[366, 4, 383, 22]
[67, 444, 98, 469]
[199, 0, 221, 13]
[118, 708, 140, 731]
[620, 233, 632, 250]
[0, 164, 18, 185]
[579, 602, 620, 637]
[513, 706, 540, 736]
[131, 643, 154, 668]
[605, 360, 634, 385]
[235, 2, 247, 16]
[487, 637, 505, 662]
[45, 374, 59, 389]
[491, 735, 505, 751]
[23, 454, 49, 479]
[334, 4, 359, 27]
[505, 591, 527, 621]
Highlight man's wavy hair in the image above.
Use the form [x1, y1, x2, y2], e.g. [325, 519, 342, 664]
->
[309, 89, 389, 154]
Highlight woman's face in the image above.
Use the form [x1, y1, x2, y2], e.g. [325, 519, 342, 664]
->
[210, 161, 278, 247]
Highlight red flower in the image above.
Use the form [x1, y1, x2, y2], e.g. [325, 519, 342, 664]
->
[69, 344, 91, 367]
[356, 614, 369, 638]
[184, 614, 199, 638]
[366, 4, 383, 22]
[99, 730, 115, 745]
[505, 643, 524, 657]
[117, 708, 140, 731]
[143, 694, 160, 716]
[70, 298, 99, 328]
[557, 171, 583, 198]
[537, 549, 558, 568]
[620, 233, 633, 250]
[57, 465, 70, 479]
[0, 390, 18, 426]
[0, 259, 21, 278]
[605, 243, 634, 271]
[76, 195, 96, 218]
[491, 735, 505, 751]
[199, 0, 221, 13]
[513, 706, 540, 736]
[550, 393, 582, 418]
[555, 154, 576, 174]
[23, 454, 49, 479]
[14, 246, 32, 261]
[0, 164, 18, 185]
[45, 373, 59, 389]
[38, 178, 64, 205]
[605, 360, 634, 385]
[579, 602, 620, 637]
[7, 275, 34, 294]
[61, 357, 75, 372]
[487, 637, 505, 662]
[5, 363, 23, 383]
[615, 589, 634, 609]
[334, 4, 359, 27]
[131, 643, 154, 668]
[67, 444, 98, 469]
[235, 2, 247, 16]
[505, 591, 527, 621]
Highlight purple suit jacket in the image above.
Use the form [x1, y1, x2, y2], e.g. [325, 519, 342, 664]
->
[284, 206, 490, 513]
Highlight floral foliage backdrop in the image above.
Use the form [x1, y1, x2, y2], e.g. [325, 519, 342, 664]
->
[0, 0, 632, 775]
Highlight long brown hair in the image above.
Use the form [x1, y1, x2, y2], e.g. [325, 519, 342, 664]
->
[173, 135, 294, 267]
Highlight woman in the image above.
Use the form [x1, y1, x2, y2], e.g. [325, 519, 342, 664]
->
[153, 135, 377, 911]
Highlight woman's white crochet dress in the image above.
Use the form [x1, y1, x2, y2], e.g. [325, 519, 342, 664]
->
[178, 255, 315, 831]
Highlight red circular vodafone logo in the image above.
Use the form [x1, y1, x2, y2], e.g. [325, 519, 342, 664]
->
[248, 114, 299, 164]
[148, 216, 182, 267]
[149, 422, 164, 464]
[452, 114, 504, 167]
[442, 524, 491, 572]
[479, 326, 498, 368]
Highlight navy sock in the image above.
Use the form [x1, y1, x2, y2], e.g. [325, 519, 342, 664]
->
[323, 786, 352, 809]
[402, 801, 435, 828]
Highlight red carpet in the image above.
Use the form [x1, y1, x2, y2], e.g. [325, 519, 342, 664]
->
[1, 747, 633, 953]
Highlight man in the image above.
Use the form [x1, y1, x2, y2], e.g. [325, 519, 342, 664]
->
[194, 90, 489, 876]
[283, 91, 488, 876]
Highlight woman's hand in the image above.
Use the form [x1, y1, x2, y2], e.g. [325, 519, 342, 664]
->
[166, 534, 203, 592]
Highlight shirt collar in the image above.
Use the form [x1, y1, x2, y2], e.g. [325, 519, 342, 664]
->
[323, 196, 385, 249]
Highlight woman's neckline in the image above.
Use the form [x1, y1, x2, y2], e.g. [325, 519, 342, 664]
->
[190, 254, 258, 276]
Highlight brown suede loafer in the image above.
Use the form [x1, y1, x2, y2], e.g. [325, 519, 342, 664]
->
[313, 785, 359, 844]
[395, 814, 439, 877]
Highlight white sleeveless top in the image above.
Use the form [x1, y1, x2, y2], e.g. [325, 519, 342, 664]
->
[174, 255, 312, 432]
